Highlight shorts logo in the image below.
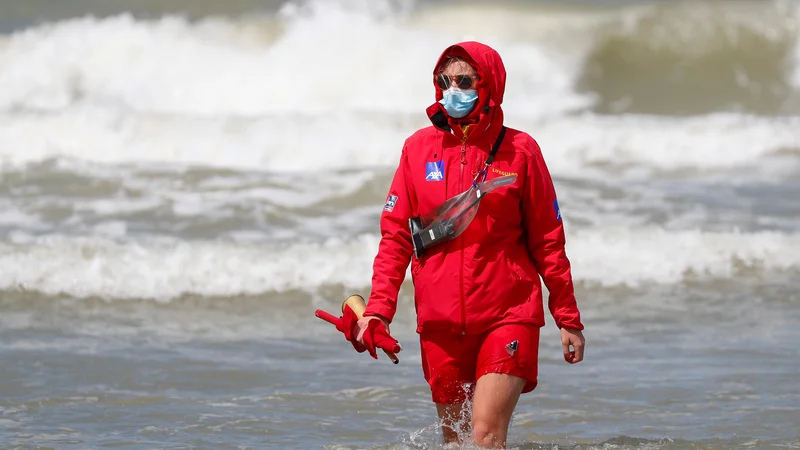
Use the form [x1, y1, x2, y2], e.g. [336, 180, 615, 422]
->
[383, 194, 398, 212]
[425, 161, 444, 181]
[553, 200, 561, 221]
[506, 340, 519, 356]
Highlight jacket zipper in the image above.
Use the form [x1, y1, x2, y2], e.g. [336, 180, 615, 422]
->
[458, 128, 468, 335]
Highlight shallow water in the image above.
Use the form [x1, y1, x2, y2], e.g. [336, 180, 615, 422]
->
[1, 278, 798, 448]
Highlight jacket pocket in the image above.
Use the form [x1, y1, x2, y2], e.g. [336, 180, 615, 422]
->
[507, 258, 535, 305]
[506, 257, 545, 325]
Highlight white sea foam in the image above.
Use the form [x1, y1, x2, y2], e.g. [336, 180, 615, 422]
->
[1, 108, 797, 176]
[1, 0, 797, 117]
[567, 227, 800, 287]
[1, 228, 798, 300]
[531, 114, 800, 178]
[0, 5, 587, 117]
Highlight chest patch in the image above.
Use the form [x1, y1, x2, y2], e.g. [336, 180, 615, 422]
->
[425, 161, 444, 182]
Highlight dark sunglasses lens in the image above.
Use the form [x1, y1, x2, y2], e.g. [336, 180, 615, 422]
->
[436, 75, 450, 90]
[455, 75, 473, 89]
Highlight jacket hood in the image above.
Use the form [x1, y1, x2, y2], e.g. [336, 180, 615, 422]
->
[426, 41, 506, 139]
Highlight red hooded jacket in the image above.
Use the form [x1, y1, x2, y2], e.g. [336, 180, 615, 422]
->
[364, 42, 583, 335]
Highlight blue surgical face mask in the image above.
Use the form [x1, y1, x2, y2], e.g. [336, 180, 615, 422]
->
[439, 87, 478, 118]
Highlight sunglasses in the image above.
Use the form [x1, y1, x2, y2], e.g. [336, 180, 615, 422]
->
[435, 74, 479, 90]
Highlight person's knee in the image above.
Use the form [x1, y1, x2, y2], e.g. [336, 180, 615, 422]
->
[471, 416, 506, 448]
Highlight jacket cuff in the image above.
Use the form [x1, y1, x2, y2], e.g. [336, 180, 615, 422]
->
[364, 302, 395, 324]
[556, 317, 584, 331]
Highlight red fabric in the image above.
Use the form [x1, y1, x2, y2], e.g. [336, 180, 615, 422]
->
[420, 324, 540, 404]
[314, 305, 401, 359]
[365, 41, 584, 335]
[315, 305, 402, 359]
[337, 305, 368, 353]
[359, 319, 402, 360]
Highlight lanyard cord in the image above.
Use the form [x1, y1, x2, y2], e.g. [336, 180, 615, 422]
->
[472, 126, 507, 186]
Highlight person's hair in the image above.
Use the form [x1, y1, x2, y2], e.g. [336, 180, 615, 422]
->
[437, 56, 472, 74]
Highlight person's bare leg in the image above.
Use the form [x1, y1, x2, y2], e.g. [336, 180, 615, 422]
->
[471, 373, 526, 448]
[436, 402, 470, 445]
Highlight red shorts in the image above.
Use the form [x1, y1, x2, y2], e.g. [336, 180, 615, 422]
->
[420, 324, 540, 404]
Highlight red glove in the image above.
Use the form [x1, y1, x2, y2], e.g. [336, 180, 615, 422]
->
[315, 305, 367, 353]
[356, 316, 402, 360]
[315, 307, 401, 362]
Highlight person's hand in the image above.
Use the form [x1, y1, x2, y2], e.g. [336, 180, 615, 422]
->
[314, 306, 401, 362]
[356, 316, 390, 342]
[560, 327, 585, 364]
[356, 316, 402, 360]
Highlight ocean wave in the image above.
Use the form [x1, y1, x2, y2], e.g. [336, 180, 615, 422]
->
[576, 0, 800, 115]
[0, 0, 798, 117]
[0, 228, 797, 301]
[2, 108, 797, 175]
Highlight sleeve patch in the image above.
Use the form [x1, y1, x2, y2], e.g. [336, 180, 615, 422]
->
[383, 194, 399, 212]
[553, 200, 561, 220]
